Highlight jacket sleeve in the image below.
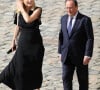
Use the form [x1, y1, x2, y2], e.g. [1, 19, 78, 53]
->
[58, 16, 64, 54]
[58, 28, 63, 54]
[84, 17, 94, 57]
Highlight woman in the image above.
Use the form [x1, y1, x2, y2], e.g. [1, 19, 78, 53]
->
[0, 0, 44, 90]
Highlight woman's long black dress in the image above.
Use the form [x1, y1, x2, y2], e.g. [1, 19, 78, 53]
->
[0, 8, 44, 90]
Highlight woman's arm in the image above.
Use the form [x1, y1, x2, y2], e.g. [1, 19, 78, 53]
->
[11, 25, 20, 51]
[17, 0, 42, 23]
[21, 8, 42, 23]
[12, 25, 20, 41]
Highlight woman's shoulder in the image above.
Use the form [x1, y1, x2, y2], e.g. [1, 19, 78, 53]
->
[34, 6, 42, 10]
[30, 6, 42, 15]
[29, 7, 42, 15]
[31, 6, 42, 13]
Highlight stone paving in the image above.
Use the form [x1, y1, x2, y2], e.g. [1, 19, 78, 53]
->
[0, 0, 100, 90]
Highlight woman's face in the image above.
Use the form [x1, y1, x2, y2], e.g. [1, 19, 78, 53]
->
[23, 0, 35, 8]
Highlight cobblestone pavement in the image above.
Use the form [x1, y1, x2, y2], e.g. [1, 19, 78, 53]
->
[0, 0, 100, 90]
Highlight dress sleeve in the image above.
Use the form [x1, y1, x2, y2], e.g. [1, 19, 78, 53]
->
[13, 12, 17, 25]
[34, 7, 42, 25]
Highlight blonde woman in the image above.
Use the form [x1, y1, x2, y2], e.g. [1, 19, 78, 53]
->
[0, 0, 44, 90]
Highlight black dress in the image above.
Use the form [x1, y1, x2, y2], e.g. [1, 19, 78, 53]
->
[0, 7, 45, 90]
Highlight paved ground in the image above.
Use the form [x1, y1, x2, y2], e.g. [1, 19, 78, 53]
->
[0, 0, 100, 90]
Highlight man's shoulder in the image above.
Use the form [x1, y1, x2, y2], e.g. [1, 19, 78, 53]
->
[61, 14, 68, 18]
[78, 12, 91, 19]
[61, 14, 68, 21]
[78, 12, 92, 24]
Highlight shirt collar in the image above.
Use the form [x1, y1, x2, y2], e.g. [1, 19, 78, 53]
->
[68, 11, 78, 19]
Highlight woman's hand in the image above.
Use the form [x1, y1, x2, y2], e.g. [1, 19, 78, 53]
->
[17, 0, 24, 12]
[11, 39, 16, 51]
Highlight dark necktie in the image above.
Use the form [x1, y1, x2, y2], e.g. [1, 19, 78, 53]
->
[68, 17, 73, 36]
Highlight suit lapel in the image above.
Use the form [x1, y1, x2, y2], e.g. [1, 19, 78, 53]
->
[69, 13, 81, 38]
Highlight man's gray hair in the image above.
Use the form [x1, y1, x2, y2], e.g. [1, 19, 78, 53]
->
[65, 0, 78, 7]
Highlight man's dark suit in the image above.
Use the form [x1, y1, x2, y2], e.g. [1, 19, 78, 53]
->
[58, 12, 94, 90]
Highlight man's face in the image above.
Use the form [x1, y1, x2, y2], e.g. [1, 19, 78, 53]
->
[65, 0, 78, 16]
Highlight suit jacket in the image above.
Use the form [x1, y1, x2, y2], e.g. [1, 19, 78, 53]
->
[58, 12, 94, 64]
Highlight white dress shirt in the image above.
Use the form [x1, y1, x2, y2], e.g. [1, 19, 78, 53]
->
[67, 12, 78, 30]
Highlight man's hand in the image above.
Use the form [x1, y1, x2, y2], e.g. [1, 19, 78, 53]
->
[58, 54, 61, 60]
[83, 56, 91, 65]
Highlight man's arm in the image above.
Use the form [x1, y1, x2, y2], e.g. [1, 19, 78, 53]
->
[58, 29, 63, 54]
[83, 17, 94, 65]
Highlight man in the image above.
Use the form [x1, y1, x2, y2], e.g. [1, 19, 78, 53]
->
[58, 0, 94, 90]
